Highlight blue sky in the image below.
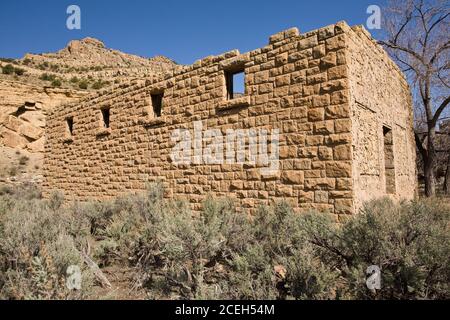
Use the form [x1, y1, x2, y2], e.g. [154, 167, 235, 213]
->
[0, 0, 385, 64]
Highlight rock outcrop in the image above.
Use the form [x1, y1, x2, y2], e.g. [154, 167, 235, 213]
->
[0, 80, 87, 152]
[0, 37, 178, 185]
[22, 37, 178, 78]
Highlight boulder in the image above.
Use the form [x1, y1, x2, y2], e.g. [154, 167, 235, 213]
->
[27, 136, 45, 153]
[1, 128, 28, 148]
[19, 110, 45, 128]
[4, 115, 23, 132]
[19, 122, 43, 141]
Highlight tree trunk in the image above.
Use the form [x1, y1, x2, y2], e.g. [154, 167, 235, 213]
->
[424, 128, 437, 197]
[424, 158, 436, 197]
[444, 153, 450, 195]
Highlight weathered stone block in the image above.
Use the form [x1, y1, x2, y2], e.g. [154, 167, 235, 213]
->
[334, 145, 351, 160]
[336, 178, 352, 190]
[320, 52, 337, 68]
[315, 191, 329, 203]
[328, 65, 347, 80]
[306, 135, 324, 146]
[321, 80, 347, 93]
[299, 190, 314, 203]
[282, 171, 304, 185]
[326, 34, 346, 52]
[325, 104, 350, 119]
[305, 178, 335, 190]
[326, 162, 352, 178]
[334, 199, 353, 214]
[275, 74, 291, 87]
[312, 95, 330, 107]
[293, 159, 312, 170]
[318, 146, 333, 160]
[313, 45, 326, 59]
[307, 72, 327, 85]
[308, 108, 325, 121]
[315, 121, 334, 134]
[334, 119, 352, 133]
[330, 90, 349, 104]
[298, 36, 319, 50]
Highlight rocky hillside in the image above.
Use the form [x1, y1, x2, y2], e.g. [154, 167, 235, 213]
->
[21, 37, 177, 80]
[0, 38, 177, 186]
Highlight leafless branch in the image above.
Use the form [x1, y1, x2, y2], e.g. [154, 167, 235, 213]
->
[432, 96, 450, 125]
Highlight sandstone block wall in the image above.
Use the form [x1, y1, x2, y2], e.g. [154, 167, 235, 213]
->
[43, 21, 417, 217]
[347, 26, 417, 210]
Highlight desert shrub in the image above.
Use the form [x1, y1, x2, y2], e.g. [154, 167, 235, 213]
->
[0, 188, 94, 299]
[37, 62, 49, 70]
[285, 243, 341, 300]
[93, 204, 143, 266]
[19, 155, 29, 166]
[0, 183, 448, 300]
[94, 239, 119, 267]
[2, 246, 70, 300]
[51, 79, 62, 87]
[0, 58, 15, 63]
[223, 202, 309, 300]
[132, 198, 311, 299]
[70, 76, 79, 83]
[132, 192, 251, 299]
[78, 184, 166, 267]
[128, 194, 449, 300]
[14, 67, 25, 76]
[2, 64, 14, 75]
[48, 191, 64, 211]
[22, 58, 31, 65]
[92, 81, 104, 90]
[0, 183, 41, 201]
[78, 81, 88, 90]
[298, 198, 450, 300]
[39, 73, 56, 82]
[8, 166, 18, 177]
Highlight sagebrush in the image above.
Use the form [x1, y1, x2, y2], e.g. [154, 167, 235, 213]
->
[0, 183, 448, 300]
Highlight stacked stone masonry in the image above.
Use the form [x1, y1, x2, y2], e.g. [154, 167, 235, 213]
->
[43, 21, 417, 217]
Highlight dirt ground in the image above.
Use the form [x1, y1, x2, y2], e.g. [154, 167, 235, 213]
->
[90, 265, 148, 300]
[0, 146, 43, 187]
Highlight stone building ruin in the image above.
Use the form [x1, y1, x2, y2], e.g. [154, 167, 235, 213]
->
[43, 21, 417, 217]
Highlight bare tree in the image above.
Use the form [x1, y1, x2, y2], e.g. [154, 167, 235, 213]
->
[379, 0, 449, 197]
